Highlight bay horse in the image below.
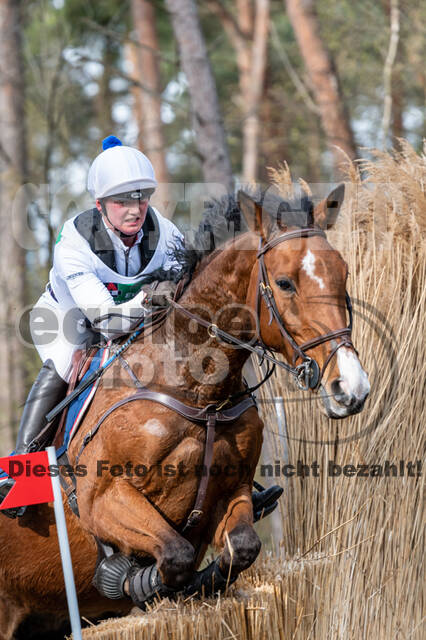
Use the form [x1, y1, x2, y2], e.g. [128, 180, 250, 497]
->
[0, 185, 370, 639]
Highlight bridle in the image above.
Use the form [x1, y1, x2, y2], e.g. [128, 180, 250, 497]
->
[171, 227, 354, 393]
[255, 227, 354, 390]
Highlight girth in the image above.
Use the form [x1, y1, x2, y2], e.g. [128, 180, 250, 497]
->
[64, 387, 256, 530]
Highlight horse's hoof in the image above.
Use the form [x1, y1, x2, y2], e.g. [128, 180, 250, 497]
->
[221, 524, 261, 576]
[159, 539, 195, 589]
[183, 559, 237, 598]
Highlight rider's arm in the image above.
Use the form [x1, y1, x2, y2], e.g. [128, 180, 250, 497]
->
[54, 245, 149, 336]
[82, 286, 149, 337]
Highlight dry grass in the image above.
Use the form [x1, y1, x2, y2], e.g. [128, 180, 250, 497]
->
[74, 142, 425, 639]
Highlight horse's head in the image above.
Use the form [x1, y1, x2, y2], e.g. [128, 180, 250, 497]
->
[239, 185, 370, 419]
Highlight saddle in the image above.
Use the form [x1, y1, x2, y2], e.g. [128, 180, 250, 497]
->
[32, 346, 104, 456]
[52, 347, 98, 452]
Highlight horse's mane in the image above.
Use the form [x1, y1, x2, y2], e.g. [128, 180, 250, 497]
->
[149, 190, 315, 284]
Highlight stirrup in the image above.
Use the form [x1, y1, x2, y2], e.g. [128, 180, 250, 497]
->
[0, 478, 27, 519]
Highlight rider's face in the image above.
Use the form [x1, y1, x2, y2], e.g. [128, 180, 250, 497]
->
[97, 195, 150, 236]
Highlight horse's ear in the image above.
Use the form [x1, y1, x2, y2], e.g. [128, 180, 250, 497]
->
[313, 184, 345, 230]
[238, 190, 270, 239]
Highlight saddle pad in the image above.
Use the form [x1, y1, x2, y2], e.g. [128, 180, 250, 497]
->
[0, 350, 109, 478]
[56, 346, 110, 457]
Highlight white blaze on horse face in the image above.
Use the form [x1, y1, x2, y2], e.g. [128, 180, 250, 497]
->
[337, 347, 370, 399]
[142, 418, 168, 438]
[302, 250, 325, 290]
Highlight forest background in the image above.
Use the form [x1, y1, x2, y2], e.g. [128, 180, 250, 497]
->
[0, 0, 424, 453]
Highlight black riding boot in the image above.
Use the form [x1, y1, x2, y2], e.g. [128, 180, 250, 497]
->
[252, 481, 283, 521]
[0, 359, 68, 519]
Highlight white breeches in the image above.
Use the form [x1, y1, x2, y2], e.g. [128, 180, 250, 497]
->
[30, 292, 95, 382]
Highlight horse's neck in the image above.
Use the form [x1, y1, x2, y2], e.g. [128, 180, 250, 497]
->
[145, 234, 258, 406]
[183, 234, 258, 311]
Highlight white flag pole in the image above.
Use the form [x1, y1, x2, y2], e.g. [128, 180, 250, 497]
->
[46, 446, 82, 640]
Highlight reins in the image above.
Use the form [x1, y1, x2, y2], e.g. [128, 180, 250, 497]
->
[56, 227, 356, 533]
[46, 307, 171, 424]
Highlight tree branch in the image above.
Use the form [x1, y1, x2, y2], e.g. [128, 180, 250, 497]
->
[71, 53, 188, 115]
[270, 21, 320, 115]
[205, 0, 250, 42]
[0, 141, 12, 166]
[80, 17, 177, 65]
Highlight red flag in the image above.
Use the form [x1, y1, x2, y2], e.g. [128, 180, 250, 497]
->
[0, 452, 54, 509]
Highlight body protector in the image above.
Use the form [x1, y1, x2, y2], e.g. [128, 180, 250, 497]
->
[49, 206, 183, 334]
[31, 206, 183, 380]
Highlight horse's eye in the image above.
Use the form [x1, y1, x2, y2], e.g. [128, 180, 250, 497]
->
[276, 278, 295, 292]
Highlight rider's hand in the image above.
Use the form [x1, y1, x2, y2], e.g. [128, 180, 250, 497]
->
[151, 281, 177, 307]
[139, 282, 158, 303]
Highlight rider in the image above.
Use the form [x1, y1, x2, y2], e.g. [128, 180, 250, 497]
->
[0, 135, 182, 517]
[0, 135, 283, 521]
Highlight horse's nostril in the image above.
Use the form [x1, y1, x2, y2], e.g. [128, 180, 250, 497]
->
[331, 379, 357, 407]
[331, 379, 344, 397]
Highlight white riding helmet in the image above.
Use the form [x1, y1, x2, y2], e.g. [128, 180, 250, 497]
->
[87, 136, 157, 199]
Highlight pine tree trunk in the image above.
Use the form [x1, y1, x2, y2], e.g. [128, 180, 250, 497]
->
[381, 0, 403, 144]
[165, 0, 233, 192]
[126, 40, 144, 142]
[0, 0, 27, 454]
[242, 0, 270, 182]
[285, 0, 356, 169]
[236, 0, 254, 99]
[207, 0, 269, 182]
[392, 73, 404, 140]
[259, 70, 292, 181]
[130, 0, 170, 209]
[95, 35, 115, 136]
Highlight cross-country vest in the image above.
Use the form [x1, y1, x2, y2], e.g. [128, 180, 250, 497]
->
[48, 206, 182, 308]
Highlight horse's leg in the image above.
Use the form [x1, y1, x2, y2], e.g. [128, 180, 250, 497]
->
[211, 483, 261, 578]
[88, 481, 195, 589]
[0, 598, 27, 640]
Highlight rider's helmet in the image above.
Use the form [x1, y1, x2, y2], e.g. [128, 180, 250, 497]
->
[87, 135, 157, 200]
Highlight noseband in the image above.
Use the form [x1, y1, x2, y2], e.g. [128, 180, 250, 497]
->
[256, 228, 354, 390]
